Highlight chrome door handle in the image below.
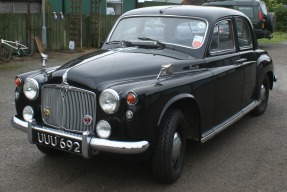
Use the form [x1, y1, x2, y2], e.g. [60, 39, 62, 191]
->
[236, 58, 247, 63]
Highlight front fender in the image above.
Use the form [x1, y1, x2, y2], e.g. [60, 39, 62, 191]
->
[157, 93, 195, 126]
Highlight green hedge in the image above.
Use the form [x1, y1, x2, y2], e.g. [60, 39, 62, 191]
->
[265, 0, 287, 32]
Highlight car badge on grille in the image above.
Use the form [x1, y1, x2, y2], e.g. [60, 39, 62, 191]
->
[62, 71, 68, 85]
[43, 107, 51, 117]
[83, 115, 93, 126]
[60, 88, 68, 98]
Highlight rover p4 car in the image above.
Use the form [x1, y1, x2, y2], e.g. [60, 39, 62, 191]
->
[12, 5, 276, 183]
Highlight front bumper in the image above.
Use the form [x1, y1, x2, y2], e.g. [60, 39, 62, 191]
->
[11, 116, 150, 158]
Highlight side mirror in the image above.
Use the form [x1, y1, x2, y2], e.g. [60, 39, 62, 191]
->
[157, 64, 174, 83]
[41, 53, 48, 69]
[163, 64, 174, 75]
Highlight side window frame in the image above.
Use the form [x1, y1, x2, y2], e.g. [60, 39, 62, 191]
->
[235, 18, 253, 50]
[209, 19, 236, 55]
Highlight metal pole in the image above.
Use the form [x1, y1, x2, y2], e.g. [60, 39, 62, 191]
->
[42, 0, 47, 50]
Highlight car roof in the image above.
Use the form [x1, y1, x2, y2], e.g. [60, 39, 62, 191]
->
[121, 5, 248, 23]
[204, 0, 261, 6]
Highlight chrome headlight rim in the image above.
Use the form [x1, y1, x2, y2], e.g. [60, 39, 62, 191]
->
[23, 78, 39, 101]
[99, 89, 120, 114]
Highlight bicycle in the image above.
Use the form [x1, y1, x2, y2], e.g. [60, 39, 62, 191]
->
[0, 26, 34, 62]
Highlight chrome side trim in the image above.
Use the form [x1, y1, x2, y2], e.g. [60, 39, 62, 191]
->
[11, 116, 149, 157]
[201, 100, 261, 143]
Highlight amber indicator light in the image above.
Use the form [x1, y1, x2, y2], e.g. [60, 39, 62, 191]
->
[15, 77, 22, 87]
[126, 93, 137, 105]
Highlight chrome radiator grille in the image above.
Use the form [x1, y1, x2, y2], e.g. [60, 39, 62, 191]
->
[42, 85, 96, 133]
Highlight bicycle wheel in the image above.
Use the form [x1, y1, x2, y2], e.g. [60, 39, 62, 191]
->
[0, 45, 11, 61]
[19, 42, 34, 56]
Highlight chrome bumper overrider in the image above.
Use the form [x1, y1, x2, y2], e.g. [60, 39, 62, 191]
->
[11, 116, 150, 158]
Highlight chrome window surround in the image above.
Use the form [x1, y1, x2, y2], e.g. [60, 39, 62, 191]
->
[106, 15, 209, 50]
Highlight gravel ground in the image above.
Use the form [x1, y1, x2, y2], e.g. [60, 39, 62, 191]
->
[0, 44, 287, 192]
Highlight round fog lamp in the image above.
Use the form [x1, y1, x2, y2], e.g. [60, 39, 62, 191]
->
[96, 120, 111, 139]
[23, 106, 34, 122]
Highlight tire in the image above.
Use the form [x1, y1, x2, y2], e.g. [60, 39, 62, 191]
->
[152, 109, 187, 184]
[0, 45, 11, 61]
[36, 144, 63, 156]
[266, 12, 276, 33]
[20, 42, 34, 56]
[252, 75, 270, 116]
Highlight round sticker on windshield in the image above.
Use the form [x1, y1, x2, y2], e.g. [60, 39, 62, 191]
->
[197, 22, 206, 29]
[192, 35, 204, 48]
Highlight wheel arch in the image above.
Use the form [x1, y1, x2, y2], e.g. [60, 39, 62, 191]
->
[267, 71, 274, 90]
[157, 94, 201, 141]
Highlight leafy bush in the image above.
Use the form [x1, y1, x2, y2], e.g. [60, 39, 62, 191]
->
[274, 4, 287, 31]
[265, 0, 287, 31]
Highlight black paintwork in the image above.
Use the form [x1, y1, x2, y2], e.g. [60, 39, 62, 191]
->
[14, 6, 274, 149]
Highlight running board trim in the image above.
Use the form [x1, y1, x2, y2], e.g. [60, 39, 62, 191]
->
[201, 100, 261, 143]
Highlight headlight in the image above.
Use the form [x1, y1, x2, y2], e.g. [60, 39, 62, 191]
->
[23, 78, 39, 100]
[99, 89, 120, 114]
[96, 120, 111, 138]
[23, 106, 34, 122]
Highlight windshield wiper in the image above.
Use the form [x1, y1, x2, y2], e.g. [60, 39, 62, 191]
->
[137, 37, 165, 48]
[106, 40, 131, 46]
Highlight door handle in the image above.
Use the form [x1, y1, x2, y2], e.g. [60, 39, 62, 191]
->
[236, 58, 247, 64]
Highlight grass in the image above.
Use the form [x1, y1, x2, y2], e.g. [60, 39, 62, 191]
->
[258, 32, 287, 44]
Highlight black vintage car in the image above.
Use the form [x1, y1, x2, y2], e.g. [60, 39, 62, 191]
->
[12, 6, 276, 183]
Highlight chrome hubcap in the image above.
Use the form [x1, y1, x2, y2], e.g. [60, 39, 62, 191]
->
[260, 84, 266, 102]
[172, 132, 182, 165]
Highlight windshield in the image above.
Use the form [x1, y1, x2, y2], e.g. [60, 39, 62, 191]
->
[108, 16, 208, 49]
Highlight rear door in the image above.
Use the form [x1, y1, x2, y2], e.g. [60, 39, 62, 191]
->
[205, 19, 244, 127]
[235, 17, 257, 107]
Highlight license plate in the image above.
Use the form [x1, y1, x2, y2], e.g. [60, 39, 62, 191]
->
[33, 130, 82, 154]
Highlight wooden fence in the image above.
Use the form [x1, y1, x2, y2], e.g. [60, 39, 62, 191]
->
[0, 13, 119, 51]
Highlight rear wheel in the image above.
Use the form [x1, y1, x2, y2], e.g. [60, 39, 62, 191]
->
[252, 75, 270, 115]
[36, 144, 63, 156]
[152, 109, 187, 184]
[0, 45, 11, 61]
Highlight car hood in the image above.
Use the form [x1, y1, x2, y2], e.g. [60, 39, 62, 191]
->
[50, 47, 195, 90]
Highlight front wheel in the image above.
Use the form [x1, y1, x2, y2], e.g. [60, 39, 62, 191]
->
[152, 109, 187, 184]
[0, 45, 11, 61]
[252, 75, 270, 115]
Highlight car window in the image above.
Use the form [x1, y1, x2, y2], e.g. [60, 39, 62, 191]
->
[237, 6, 255, 18]
[259, 1, 268, 15]
[109, 17, 208, 49]
[209, 20, 235, 54]
[236, 19, 253, 49]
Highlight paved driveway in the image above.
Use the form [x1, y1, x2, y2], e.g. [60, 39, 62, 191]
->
[0, 44, 286, 191]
